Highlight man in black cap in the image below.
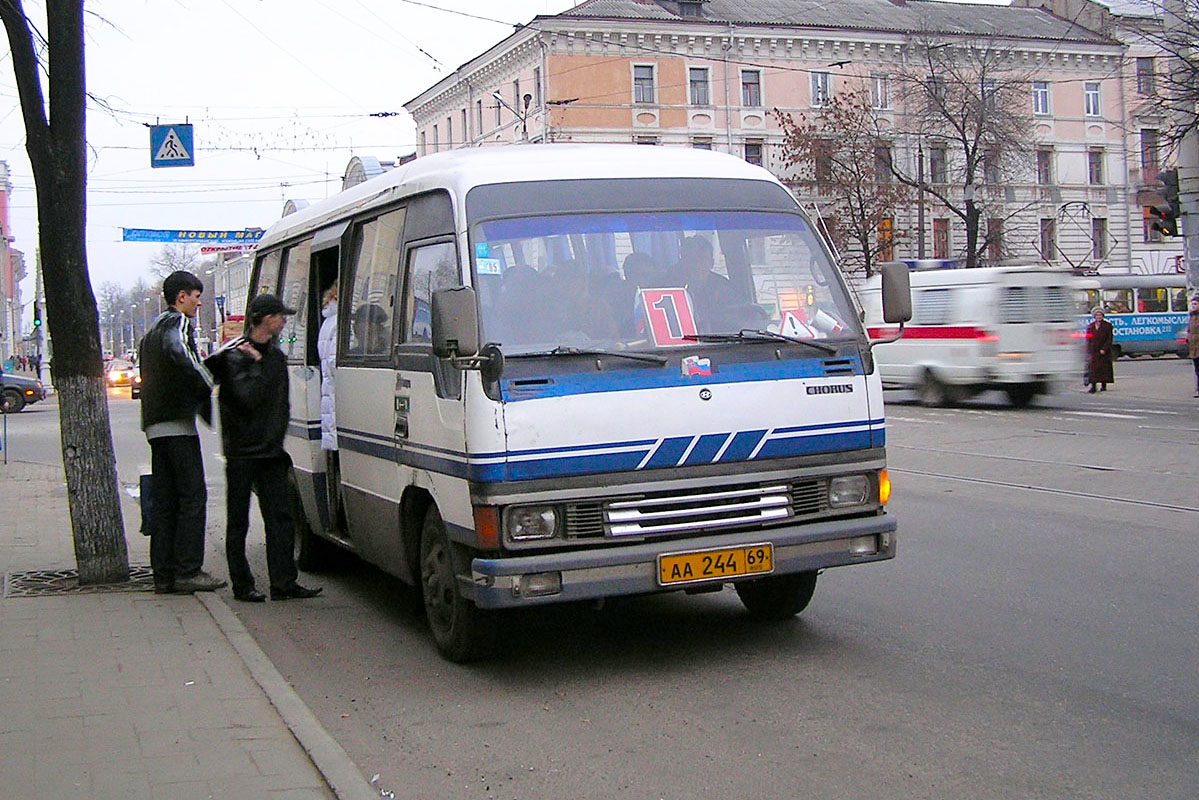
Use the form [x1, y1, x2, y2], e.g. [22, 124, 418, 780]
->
[205, 294, 321, 602]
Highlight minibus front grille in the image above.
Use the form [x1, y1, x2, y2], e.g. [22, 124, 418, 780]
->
[562, 480, 834, 540]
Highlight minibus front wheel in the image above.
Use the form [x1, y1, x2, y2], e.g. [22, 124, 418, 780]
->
[735, 571, 819, 620]
[420, 507, 497, 662]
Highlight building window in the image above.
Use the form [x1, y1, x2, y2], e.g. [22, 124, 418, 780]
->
[1092, 218, 1108, 260]
[810, 71, 830, 107]
[461, 109, 468, 142]
[982, 79, 998, 111]
[692, 137, 713, 150]
[983, 149, 1000, 184]
[1036, 149, 1053, 185]
[986, 218, 1003, 263]
[679, 0, 703, 16]
[871, 74, 890, 109]
[420, 130, 426, 156]
[932, 219, 950, 259]
[926, 75, 946, 101]
[634, 135, 658, 145]
[928, 145, 947, 184]
[476, 100, 484, 133]
[874, 146, 892, 183]
[1088, 149, 1104, 185]
[495, 91, 502, 126]
[633, 65, 655, 104]
[513, 78, 521, 111]
[446, 116, 453, 148]
[813, 140, 832, 182]
[1136, 57, 1156, 95]
[742, 70, 762, 107]
[1140, 129, 1160, 181]
[1032, 81, 1050, 115]
[1039, 218, 1056, 261]
[744, 140, 764, 166]
[877, 217, 894, 262]
[432, 123, 439, 153]
[1083, 82, 1101, 117]
[533, 66, 542, 108]
[1143, 206, 1163, 243]
[689, 67, 710, 105]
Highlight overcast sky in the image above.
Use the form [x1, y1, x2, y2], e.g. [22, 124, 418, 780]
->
[0, 0, 576, 309]
[1, 0, 1010, 316]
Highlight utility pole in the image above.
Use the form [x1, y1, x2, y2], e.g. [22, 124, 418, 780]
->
[1165, 0, 1198, 293]
[34, 250, 46, 385]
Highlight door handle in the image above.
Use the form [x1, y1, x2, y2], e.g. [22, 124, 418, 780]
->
[395, 416, 409, 439]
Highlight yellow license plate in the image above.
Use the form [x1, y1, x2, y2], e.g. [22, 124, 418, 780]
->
[657, 543, 773, 586]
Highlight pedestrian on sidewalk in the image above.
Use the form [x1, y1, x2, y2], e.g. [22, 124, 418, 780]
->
[1085, 306, 1115, 393]
[139, 270, 224, 594]
[205, 294, 321, 603]
[1187, 296, 1199, 399]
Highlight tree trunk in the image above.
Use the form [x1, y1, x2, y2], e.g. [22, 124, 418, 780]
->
[964, 199, 980, 268]
[3, 0, 130, 584]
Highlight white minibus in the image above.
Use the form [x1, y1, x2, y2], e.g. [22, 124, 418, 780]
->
[251, 144, 910, 661]
[860, 265, 1083, 406]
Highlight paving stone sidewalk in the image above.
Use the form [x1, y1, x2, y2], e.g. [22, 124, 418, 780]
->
[0, 460, 370, 799]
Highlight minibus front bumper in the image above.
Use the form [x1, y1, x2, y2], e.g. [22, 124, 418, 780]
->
[468, 513, 896, 609]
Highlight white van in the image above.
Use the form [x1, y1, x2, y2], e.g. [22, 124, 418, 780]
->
[252, 144, 910, 661]
[859, 265, 1082, 406]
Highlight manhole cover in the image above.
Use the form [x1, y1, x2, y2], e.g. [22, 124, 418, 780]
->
[4, 565, 156, 597]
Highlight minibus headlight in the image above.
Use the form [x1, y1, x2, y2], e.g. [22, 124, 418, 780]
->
[828, 475, 869, 508]
[506, 506, 560, 541]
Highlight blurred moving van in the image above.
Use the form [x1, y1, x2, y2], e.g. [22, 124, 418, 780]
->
[860, 266, 1082, 407]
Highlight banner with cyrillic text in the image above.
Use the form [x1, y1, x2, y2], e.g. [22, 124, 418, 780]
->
[122, 228, 263, 245]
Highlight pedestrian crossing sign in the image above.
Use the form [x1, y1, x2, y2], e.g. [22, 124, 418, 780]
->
[149, 124, 195, 168]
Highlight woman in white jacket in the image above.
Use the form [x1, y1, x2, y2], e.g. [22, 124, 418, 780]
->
[317, 283, 340, 527]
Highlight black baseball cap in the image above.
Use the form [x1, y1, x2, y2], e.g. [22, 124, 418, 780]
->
[248, 293, 296, 317]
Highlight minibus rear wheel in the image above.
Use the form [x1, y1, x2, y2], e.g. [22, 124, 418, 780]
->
[1004, 383, 1038, 408]
[420, 507, 497, 662]
[917, 370, 959, 407]
[735, 571, 818, 620]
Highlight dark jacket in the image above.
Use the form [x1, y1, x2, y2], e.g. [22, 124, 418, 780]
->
[205, 336, 290, 459]
[139, 309, 214, 430]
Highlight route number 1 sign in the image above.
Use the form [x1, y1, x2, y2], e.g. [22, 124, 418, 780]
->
[639, 288, 698, 346]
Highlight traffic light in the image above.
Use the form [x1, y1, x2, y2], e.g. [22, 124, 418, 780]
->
[32, 305, 42, 327]
[1151, 168, 1180, 237]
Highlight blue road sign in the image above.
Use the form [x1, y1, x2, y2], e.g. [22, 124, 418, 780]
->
[150, 124, 195, 168]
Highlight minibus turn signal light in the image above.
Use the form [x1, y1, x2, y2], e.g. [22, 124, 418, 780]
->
[879, 470, 891, 505]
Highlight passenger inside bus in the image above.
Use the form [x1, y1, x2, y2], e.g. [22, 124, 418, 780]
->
[670, 235, 739, 331]
[350, 303, 390, 355]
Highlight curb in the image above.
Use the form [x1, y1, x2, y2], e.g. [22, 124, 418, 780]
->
[196, 592, 379, 800]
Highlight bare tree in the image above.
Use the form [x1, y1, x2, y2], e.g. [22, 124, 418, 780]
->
[1116, 0, 1199, 144]
[890, 37, 1038, 267]
[1, 0, 128, 583]
[773, 89, 910, 279]
[148, 243, 201, 280]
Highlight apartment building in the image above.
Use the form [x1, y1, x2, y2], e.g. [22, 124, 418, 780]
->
[405, 0, 1184, 274]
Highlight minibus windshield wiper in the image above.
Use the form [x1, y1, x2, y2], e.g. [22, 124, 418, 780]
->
[508, 346, 668, 365]
[682, 329, 839, 355]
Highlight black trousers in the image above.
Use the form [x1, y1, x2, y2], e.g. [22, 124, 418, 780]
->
[148, 435, 208, 583]
[225, 455, 298, 594]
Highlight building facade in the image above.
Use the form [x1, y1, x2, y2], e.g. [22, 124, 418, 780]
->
[0, 161, 28, 364]
[405, 0, 1184, 276]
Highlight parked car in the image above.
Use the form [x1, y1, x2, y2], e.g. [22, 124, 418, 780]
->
[106, 359, 136, 387]
[1, 372, 47, 413]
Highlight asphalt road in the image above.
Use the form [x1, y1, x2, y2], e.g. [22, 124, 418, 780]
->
[6, 358, 1198, 799]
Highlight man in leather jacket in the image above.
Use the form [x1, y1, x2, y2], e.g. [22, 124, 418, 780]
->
[139, 270, 224, 593]
[205, 294, 321, 602]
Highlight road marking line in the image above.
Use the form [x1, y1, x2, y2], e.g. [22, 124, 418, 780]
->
[1062, 410, 1141, 419]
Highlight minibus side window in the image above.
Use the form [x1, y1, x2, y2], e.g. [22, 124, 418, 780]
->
[345, 208, 405, 359]
[254, 250, 283, 296]
[277, 239, 312, 363]
[403, 241, 460, 344]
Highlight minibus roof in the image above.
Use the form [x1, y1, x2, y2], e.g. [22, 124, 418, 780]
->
[256, 144, 787, 251]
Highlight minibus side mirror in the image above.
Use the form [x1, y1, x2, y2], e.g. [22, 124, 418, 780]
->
[432, 287, 504, 381]
[432, 287, 480, 358]
[880, 261, 912, 324]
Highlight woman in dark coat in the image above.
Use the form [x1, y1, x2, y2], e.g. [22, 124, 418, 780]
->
[1085, 307, 1114, 392]
[1187, 296, 1199, 398]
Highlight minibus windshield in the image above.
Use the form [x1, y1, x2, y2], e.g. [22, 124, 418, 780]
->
[470, 210, 858, 355]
